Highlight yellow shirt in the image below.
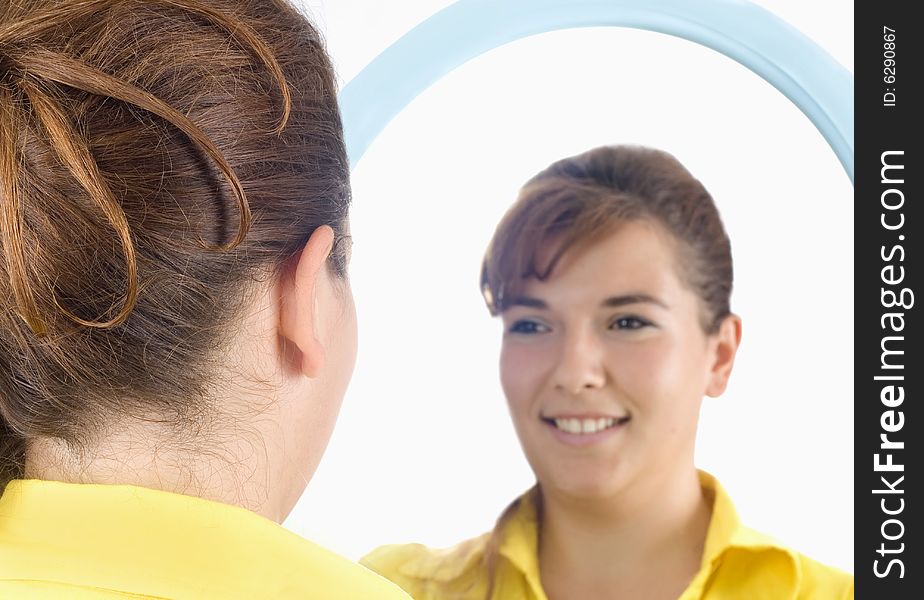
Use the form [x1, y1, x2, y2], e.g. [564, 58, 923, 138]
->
[362, 472, 853, 599]
[0, 479, 411, 599]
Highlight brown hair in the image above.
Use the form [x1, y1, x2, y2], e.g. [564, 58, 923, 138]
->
[478, 145, 733, 596]
[0, 0, 349, 493]
[481, 145, 733, 333]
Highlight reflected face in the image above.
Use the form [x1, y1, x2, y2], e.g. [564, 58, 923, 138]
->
[499, 221, 717, 500]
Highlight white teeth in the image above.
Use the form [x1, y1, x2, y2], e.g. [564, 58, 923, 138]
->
[552, 417, 622, 435]
[554, 418, 575, 433]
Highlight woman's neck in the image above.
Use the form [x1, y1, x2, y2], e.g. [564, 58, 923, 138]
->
[538, 466, 711, 600]
[22, 408, 291, 523]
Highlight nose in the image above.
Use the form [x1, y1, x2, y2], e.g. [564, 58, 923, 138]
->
[551, 325, 606, 395]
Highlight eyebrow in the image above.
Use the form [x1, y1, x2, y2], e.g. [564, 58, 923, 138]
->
[602, 294, 669, 309]
[509, 294, 669, 310]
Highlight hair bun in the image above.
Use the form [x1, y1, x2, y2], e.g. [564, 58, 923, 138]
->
[0, 0, 301, 336]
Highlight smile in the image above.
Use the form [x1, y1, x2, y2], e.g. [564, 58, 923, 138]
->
[542, 415, 631, 435]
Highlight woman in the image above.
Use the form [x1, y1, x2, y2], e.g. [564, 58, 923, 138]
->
[0, 1, 408, 597]
[362, 146, 852, 599]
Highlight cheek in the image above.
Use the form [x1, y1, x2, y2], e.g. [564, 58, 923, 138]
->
[499, 342, 549, 413]
[499, 344, 527, 409]
[615, 337, 706, 408]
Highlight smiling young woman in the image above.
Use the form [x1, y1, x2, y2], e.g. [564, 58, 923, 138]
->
[361, 146, 853, 599]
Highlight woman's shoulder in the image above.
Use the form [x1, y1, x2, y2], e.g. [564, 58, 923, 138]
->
[699, 473, 852, 599]
[792, 550, 854, 599]
[719, 524, 853, 600]
[361, 533, 492, 599]
[0, 479, 413, 600]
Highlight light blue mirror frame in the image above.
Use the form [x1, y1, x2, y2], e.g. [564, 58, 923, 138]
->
[339, 0, 853, 183]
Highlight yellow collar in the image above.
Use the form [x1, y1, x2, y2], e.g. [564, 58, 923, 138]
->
[0, 479, 405, 599]
[399, 471, 800, 597]
[698, 470, 799, 566]
[498, 471, 801, 597]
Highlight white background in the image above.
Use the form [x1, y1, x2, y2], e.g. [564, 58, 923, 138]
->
[286, 0, 855, 574]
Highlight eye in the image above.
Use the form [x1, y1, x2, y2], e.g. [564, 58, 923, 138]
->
[508, 319, 550, 335]
[610, 316, 652, 330]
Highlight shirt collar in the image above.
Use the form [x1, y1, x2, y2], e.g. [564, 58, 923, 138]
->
[393, 493, 541, 584]
[698, 471, 800, 561]
[696, 471, 802, 596]
[496, 471, 801, 597]
[0, 478, 395, 599]
[497, 486, 543, 592]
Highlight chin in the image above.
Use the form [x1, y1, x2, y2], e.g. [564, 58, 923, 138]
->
[538, 462, 632, 501]
[559, 478, 625, 501]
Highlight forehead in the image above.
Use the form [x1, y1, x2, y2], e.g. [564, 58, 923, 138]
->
[520, 220, 685, 303]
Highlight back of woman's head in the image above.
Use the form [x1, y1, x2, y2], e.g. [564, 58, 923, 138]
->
[481, 145, 733, 333]
[0, 0, 349, 492]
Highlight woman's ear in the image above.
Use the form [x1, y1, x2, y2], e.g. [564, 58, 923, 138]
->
[279, 225, 335, 378]
[705, 314, 743, 398]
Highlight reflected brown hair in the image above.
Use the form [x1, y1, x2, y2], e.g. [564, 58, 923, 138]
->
[0, 0, 349, 492]
[481, 145, 733, 332]
[478, 145, 733, 596]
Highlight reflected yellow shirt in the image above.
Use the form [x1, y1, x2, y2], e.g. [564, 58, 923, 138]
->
[362, 472, 853, 599]
[0, 479, 411, 599]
